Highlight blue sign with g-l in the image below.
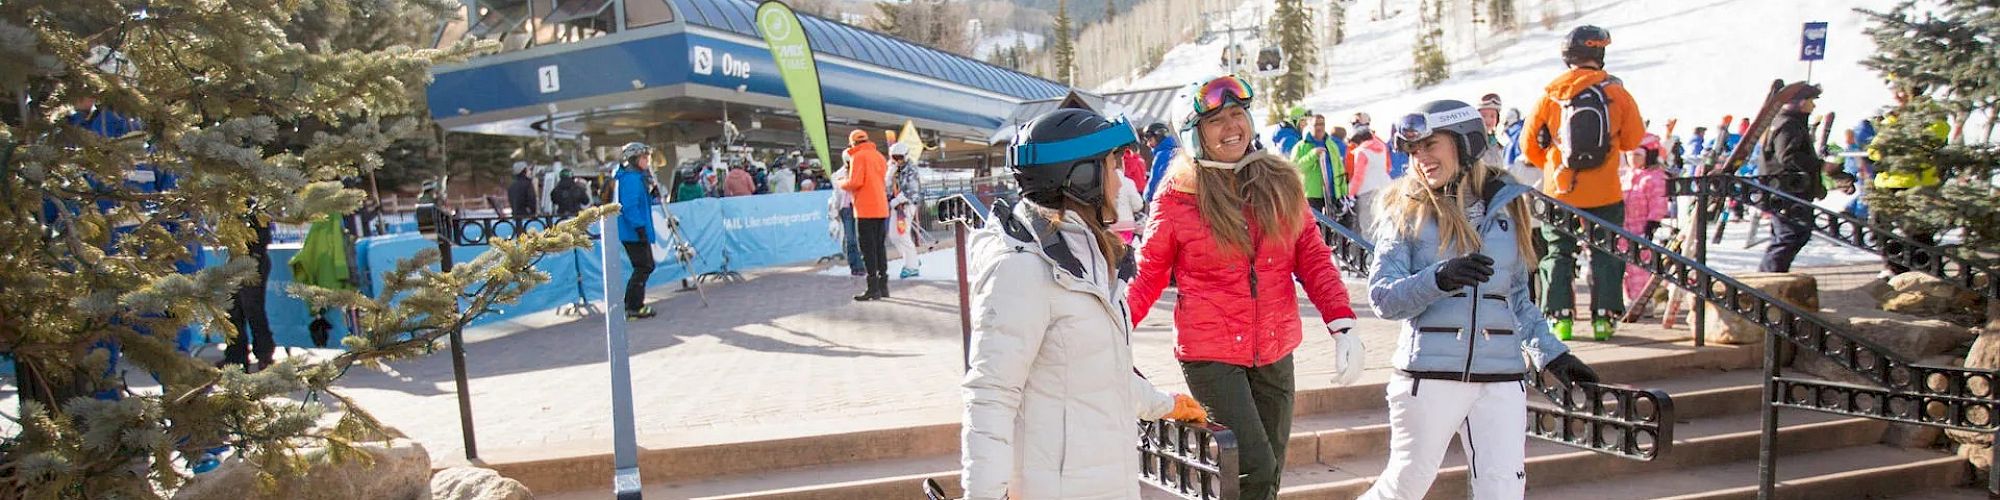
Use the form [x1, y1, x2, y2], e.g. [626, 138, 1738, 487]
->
[1801, 22, 1828, 61]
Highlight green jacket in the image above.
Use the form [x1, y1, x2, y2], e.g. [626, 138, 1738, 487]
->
[289, 215, 351, 291]
[1291, 133, 1348, 200]
[1868, 115, 1949, 189]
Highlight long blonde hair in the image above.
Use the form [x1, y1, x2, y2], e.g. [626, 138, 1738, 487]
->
[1376, 159, 1538, 265]
[1175, 150, 1307, 257]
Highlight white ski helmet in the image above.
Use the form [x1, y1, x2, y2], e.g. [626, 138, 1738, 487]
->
[1171, 73, 1266, 161]
[888, 142, 910, 158]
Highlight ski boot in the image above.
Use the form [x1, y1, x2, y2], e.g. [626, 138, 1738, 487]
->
[900, 267, 920, 279]
[1591, 310, 1618, 341]
[1550, 312, 1575, 341]
[626, 305, 657, 320]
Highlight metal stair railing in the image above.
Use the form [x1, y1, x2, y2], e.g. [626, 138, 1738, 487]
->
[1310, 212, 1675, 461]
[1667, 175, 1999, 300]
[1523, 190, 2000, 497]
[938, 194, 1241, 500]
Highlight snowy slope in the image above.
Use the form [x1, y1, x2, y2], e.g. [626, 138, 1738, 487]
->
[973, 30, 1046, 60]
[1108, 0, 1902, 139]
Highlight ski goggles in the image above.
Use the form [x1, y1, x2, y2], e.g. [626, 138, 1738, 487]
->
[1191, 75, 1256, 117]
[1009, 118, 1140, 167]
[1391, 106, 1481, 152]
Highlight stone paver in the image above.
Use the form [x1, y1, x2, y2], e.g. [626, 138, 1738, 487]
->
[338, 259, 1701, 466]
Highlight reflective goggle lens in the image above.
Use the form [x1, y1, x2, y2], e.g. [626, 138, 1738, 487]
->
[1394, 113, 1432, 152]
[1194, 76, 1255, 115]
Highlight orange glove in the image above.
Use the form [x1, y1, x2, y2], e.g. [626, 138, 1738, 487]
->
[1164, 393, 1208, 423]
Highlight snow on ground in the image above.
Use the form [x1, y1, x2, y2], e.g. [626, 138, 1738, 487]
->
[1108, 0, 1901, 140]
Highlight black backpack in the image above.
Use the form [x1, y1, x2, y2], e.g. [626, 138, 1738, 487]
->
[1555, 76, 1619, 171]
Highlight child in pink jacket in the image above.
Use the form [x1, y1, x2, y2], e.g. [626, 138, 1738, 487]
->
[1622, 135, 1670, 305]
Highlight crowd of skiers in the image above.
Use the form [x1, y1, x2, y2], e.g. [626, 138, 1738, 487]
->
[949, 23, 1923, 500]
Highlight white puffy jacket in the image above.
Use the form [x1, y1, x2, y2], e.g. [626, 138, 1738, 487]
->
[962, 200, 1179, 500]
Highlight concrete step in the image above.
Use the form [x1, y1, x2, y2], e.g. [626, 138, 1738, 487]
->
[512, 341, 1761, 494]
[1293, 367, 1764, 466]
[1527, 444, 1964, 500]
[567, 401, 1870, 500]
[1269, 410, 1886, 499]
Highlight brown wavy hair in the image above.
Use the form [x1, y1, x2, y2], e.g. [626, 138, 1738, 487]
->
[1171, 150, 1307, 257]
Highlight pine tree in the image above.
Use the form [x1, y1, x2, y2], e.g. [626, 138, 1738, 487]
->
[1856, 1, 2000, 256]
[1268, 0, 1318, 108]
[1488, 0, 1519, 32]
[1105, 0, 1118, 22]
[0, 0, 608, 494]
[1411, 0, 1451, 87]
[1053, 0, 1077, 85]
[1330, 0, 1348, 44]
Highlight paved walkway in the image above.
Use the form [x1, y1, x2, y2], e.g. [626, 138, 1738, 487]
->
[337, 258, 1720, 467]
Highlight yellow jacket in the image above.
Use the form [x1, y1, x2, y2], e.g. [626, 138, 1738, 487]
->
[1868, 115, 1948, 189]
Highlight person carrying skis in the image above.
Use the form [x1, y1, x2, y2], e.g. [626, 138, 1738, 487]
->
[960, 106, 1208, 500]
[1129, 74, 1365, 500]
[611, 142, 661, 319]
[1760, 84, 1829, 273]
[1521, 25, 1646, 341]
[1292, 114, 1348, 221]
[1361, 99, 1599, 500]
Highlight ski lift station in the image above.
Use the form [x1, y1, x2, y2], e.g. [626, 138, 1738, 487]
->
[427, 0, 1182, 170]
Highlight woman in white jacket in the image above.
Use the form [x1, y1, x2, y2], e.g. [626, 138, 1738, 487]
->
[962, 107, 1207, 500]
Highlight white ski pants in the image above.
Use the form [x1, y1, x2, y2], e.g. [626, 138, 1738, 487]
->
[1359, 373, 1527, 500]
[891, 202, 921, 272]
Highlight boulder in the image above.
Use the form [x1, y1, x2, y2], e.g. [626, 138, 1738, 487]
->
[432, 467, 533, 500]
[1880, 272, 1980, 317]
[1962, 442, 1993, 477]
[1791, 317, 1974, 386]
[1704, 273, 1821, 345]
[174, 439, 431, 500]
[1948, 330, 2000, 447]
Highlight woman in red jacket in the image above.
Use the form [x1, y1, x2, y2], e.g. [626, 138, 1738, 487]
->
[1128, 74, 1365, 500]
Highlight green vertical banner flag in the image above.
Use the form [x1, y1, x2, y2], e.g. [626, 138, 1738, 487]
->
[756, 1, 834, 174]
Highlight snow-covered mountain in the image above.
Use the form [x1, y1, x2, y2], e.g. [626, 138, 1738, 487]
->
[1106, 0, 1902, 140]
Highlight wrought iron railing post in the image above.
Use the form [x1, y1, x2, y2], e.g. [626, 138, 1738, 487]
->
[1691, 180, 1709, 348]
[956, 221, 970, 373]
[435, 212, 478, 460]
[1758, 323, 1780, 499]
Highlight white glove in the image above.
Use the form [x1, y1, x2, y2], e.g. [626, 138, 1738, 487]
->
[1328, 318, 1364, 386]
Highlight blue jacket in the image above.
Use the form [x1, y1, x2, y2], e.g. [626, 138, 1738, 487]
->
[1503, 121, 1526, 166]
[1144, 136, 1179, 202]
[1388, 148, 1410, 180]
[1367, 181, 1569, 378]
[1271, 124, 1302, 156]
[614, 165, 660, 243]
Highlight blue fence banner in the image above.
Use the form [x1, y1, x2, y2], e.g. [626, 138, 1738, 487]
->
[207, 192, 845, 349]
[1801, 22, 1828, 61]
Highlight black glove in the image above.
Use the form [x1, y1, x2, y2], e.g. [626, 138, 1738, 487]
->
[1545, 353, 1600, 386]
[1433, 253, 1495, 291]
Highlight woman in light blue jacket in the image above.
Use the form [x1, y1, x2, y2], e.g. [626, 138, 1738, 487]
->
[1358, 100, 1600, 500]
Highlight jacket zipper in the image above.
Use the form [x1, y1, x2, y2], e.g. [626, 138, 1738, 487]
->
[1463, 280, 1480, 382]
[1248, 237, 1262, 367]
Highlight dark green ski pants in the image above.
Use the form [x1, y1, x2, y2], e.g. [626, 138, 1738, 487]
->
[1182, 355, 1294, 500]
[1540, 201, 1626, 316]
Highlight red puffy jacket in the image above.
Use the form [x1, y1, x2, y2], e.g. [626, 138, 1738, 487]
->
[1129, 167, 1358, 367]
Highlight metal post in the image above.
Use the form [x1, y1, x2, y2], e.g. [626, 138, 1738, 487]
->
[600, 217, 643, 499]
[956, 222, 971, 373]
[437, 216, 478, 460]
[1758, 326, 1781, 499]
[1692, 193, 1709, 348]
[1990, 430, 1999, 497]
